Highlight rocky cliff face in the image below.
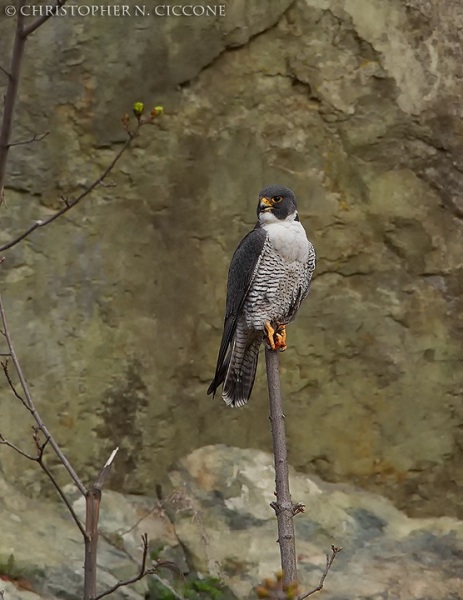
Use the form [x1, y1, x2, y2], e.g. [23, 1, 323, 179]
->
[1, 446, 463, 600]
[1, 0, 463, 518]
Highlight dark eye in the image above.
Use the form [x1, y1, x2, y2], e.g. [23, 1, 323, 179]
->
[273, 195, 283, 203]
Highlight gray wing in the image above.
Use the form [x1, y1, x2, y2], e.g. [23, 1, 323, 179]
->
[207, 226, 267, 396]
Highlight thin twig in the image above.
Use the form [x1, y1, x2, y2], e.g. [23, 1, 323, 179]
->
[32, 430, 86, 538]
[0, 428, 85, 536]
[119, 501, 161, 536]
[21, 0, 68, 38]
[0, 433, 35, 460]
[0, 65, 11, 79]
[40, 458, 86, 537]
[2, 359, 29, 409]
[0, 293, 87, 495]
[0, 123, 141, 253]
[8, 131, 49, 147]
[93, 533, 149, 600]
[150, 573, 185, 600]
[297, 546, 342, 600]
[94, 533, 185, 600]
[94, 534, 148, 600]
[0, 429, 86, 536]
[94, 447, 119, 491]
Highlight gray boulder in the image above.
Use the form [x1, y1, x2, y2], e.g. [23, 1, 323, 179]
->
[167, 445, 463, 599]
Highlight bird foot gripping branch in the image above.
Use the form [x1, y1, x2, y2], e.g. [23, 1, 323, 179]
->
[265, 322, 287, 352]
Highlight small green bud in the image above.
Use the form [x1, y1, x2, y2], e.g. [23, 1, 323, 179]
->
[133, 102, 145, 117]
[151, 105, 164, 116]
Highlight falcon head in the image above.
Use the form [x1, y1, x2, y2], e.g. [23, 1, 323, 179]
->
[257, 185, 298, 221]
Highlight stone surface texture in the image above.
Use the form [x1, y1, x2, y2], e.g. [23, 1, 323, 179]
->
[2, 445, 463, 600]
[167, 446, 463, 599]
[0, 475, 183, 600]
[0, 0, 463, 518]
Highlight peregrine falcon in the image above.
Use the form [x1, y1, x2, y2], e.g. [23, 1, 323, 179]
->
[207, 185, 316, 407]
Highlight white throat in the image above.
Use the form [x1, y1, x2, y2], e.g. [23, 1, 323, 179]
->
[259, 210, 298, 226]
[260, 211, 309, 263]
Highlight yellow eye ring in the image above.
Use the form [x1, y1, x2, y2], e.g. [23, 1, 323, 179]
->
[273, 196, 283, 203]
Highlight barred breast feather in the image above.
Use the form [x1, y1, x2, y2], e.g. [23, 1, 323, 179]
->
[243, 236, 313, 330]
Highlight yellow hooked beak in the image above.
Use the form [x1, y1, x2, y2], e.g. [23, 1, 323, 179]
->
[259, 197, 273, 212]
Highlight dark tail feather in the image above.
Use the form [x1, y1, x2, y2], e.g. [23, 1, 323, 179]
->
[222, 333, 262, 407]
[207, 349, 231, 397]
[207, 316, 236, 397]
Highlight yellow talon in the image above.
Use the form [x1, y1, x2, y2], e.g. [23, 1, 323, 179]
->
[265, 322, 287, 351]
[264, 321, 276, 350]
[275, 325, 287, 352]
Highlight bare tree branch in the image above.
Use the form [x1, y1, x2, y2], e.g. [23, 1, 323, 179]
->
[21, 0, 68, 38]
[31, 428, 87, 538]
[0, 65, 12, 79]
[39, 453, 87, 537]
[265, 346, 340, 597]
[93, 533, 150, 600]
[265, 346, 297, 586]
[0, 0, 152, 249]
[94, 447, 119, 491]
[0, 292, 87, 495]
[8, 131, 49, 147]
[2, 358, 29, 409]
[1, 8, 169, 599]
[150, 573, 186, 600]
[297, 546, 342, 600]
[84, 447, 122, 600]
[0, 428, 86, 537]
[119, 501, 161, 536]
[0, 0, 27, 194]
[94, 534, 185, 600]
[0, 122, 142, 253]
[0, 433, 36, 460]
